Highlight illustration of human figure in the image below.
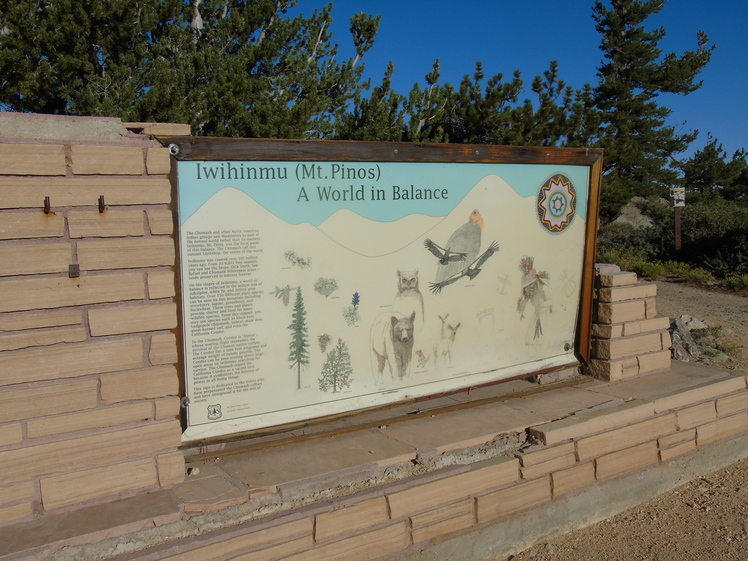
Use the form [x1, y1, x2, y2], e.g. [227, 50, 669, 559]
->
[517, 256, 552, 343]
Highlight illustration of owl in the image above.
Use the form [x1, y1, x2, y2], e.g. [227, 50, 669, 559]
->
[393, 269, 425, 329]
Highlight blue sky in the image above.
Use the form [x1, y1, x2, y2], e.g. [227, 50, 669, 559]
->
[320, 0, 746, 159]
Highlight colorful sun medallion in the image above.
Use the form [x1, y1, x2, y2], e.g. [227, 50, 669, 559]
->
[537, 173, 576, 233]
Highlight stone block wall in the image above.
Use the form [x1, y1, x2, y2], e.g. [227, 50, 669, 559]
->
[2, 114, 748, 561]
[121, 372, 748, 561]
[587, 265, 672, 381]
[0, 115, 188, 525]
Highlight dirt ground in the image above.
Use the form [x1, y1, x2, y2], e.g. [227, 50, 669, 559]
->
[509, 281, 748, 561]
[655, 281, 748, 373]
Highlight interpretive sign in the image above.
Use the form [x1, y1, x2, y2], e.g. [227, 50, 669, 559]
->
[166, 139, 602, 441]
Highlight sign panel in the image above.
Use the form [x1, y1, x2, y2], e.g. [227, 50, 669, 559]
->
[670, 187, 686, 207]
[172, 141, 601, 441]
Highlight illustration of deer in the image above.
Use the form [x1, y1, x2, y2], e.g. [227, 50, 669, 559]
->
[435, 314, 461, 365]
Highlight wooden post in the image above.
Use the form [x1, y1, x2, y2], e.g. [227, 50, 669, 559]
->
[670, 187, 685, 252]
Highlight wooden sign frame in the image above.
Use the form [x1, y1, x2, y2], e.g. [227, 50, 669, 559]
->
[161, 138, 602, 441]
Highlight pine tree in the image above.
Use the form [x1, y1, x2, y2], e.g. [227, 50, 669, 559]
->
[510, 61, 601, 148]
[592, 0, 714, 219]
[335, 62, 405, 141]
[438, 62, 523, 145]
[403, 60, 452, 143]
[401, 59, 598, 148]
[318, 338, 353, 393]
[725, 167, 748, 202]
[681, 135, 746, 199]
[559, 83, 602, 148]
[288, 287, 309, 390]
[0, 0, 162, 117]
[0, 0, 380, 138]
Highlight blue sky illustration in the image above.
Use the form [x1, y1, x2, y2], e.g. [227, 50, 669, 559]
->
[178, 161, 589, 227]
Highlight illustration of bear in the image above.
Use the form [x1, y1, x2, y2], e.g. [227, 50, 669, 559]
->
[370, 311, 416, 383]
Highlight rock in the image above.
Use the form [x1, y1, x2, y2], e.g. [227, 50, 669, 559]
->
[670, 314, 730, 366]
[686, 317, 710, 331]
[675, 314, 709, 331]
[670, 316, 705, 361]
[613, 197, 654, 229]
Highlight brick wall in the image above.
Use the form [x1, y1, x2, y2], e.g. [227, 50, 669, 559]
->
[123, 372, 748, 561]
[587, 265, 672, 381]
[2, 115, 747, 559]
[0, 116, 187, 525]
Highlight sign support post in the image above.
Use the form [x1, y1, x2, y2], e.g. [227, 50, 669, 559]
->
[670, 187, 685, 251]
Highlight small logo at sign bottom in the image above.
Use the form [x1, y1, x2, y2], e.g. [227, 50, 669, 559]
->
[207, 404, 222, 420]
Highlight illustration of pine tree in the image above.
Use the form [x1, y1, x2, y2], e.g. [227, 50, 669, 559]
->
[288, 287, 310, 389]
[318, 338, 353, 393]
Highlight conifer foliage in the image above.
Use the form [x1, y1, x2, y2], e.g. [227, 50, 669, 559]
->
[0, 0, 380, 138]
[592, 0, 714, 218]
[0, 0, 728, 217]
[681, 135, 746, 199]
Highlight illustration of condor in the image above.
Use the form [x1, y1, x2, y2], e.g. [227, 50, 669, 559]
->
[424, 209, 499, 293]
